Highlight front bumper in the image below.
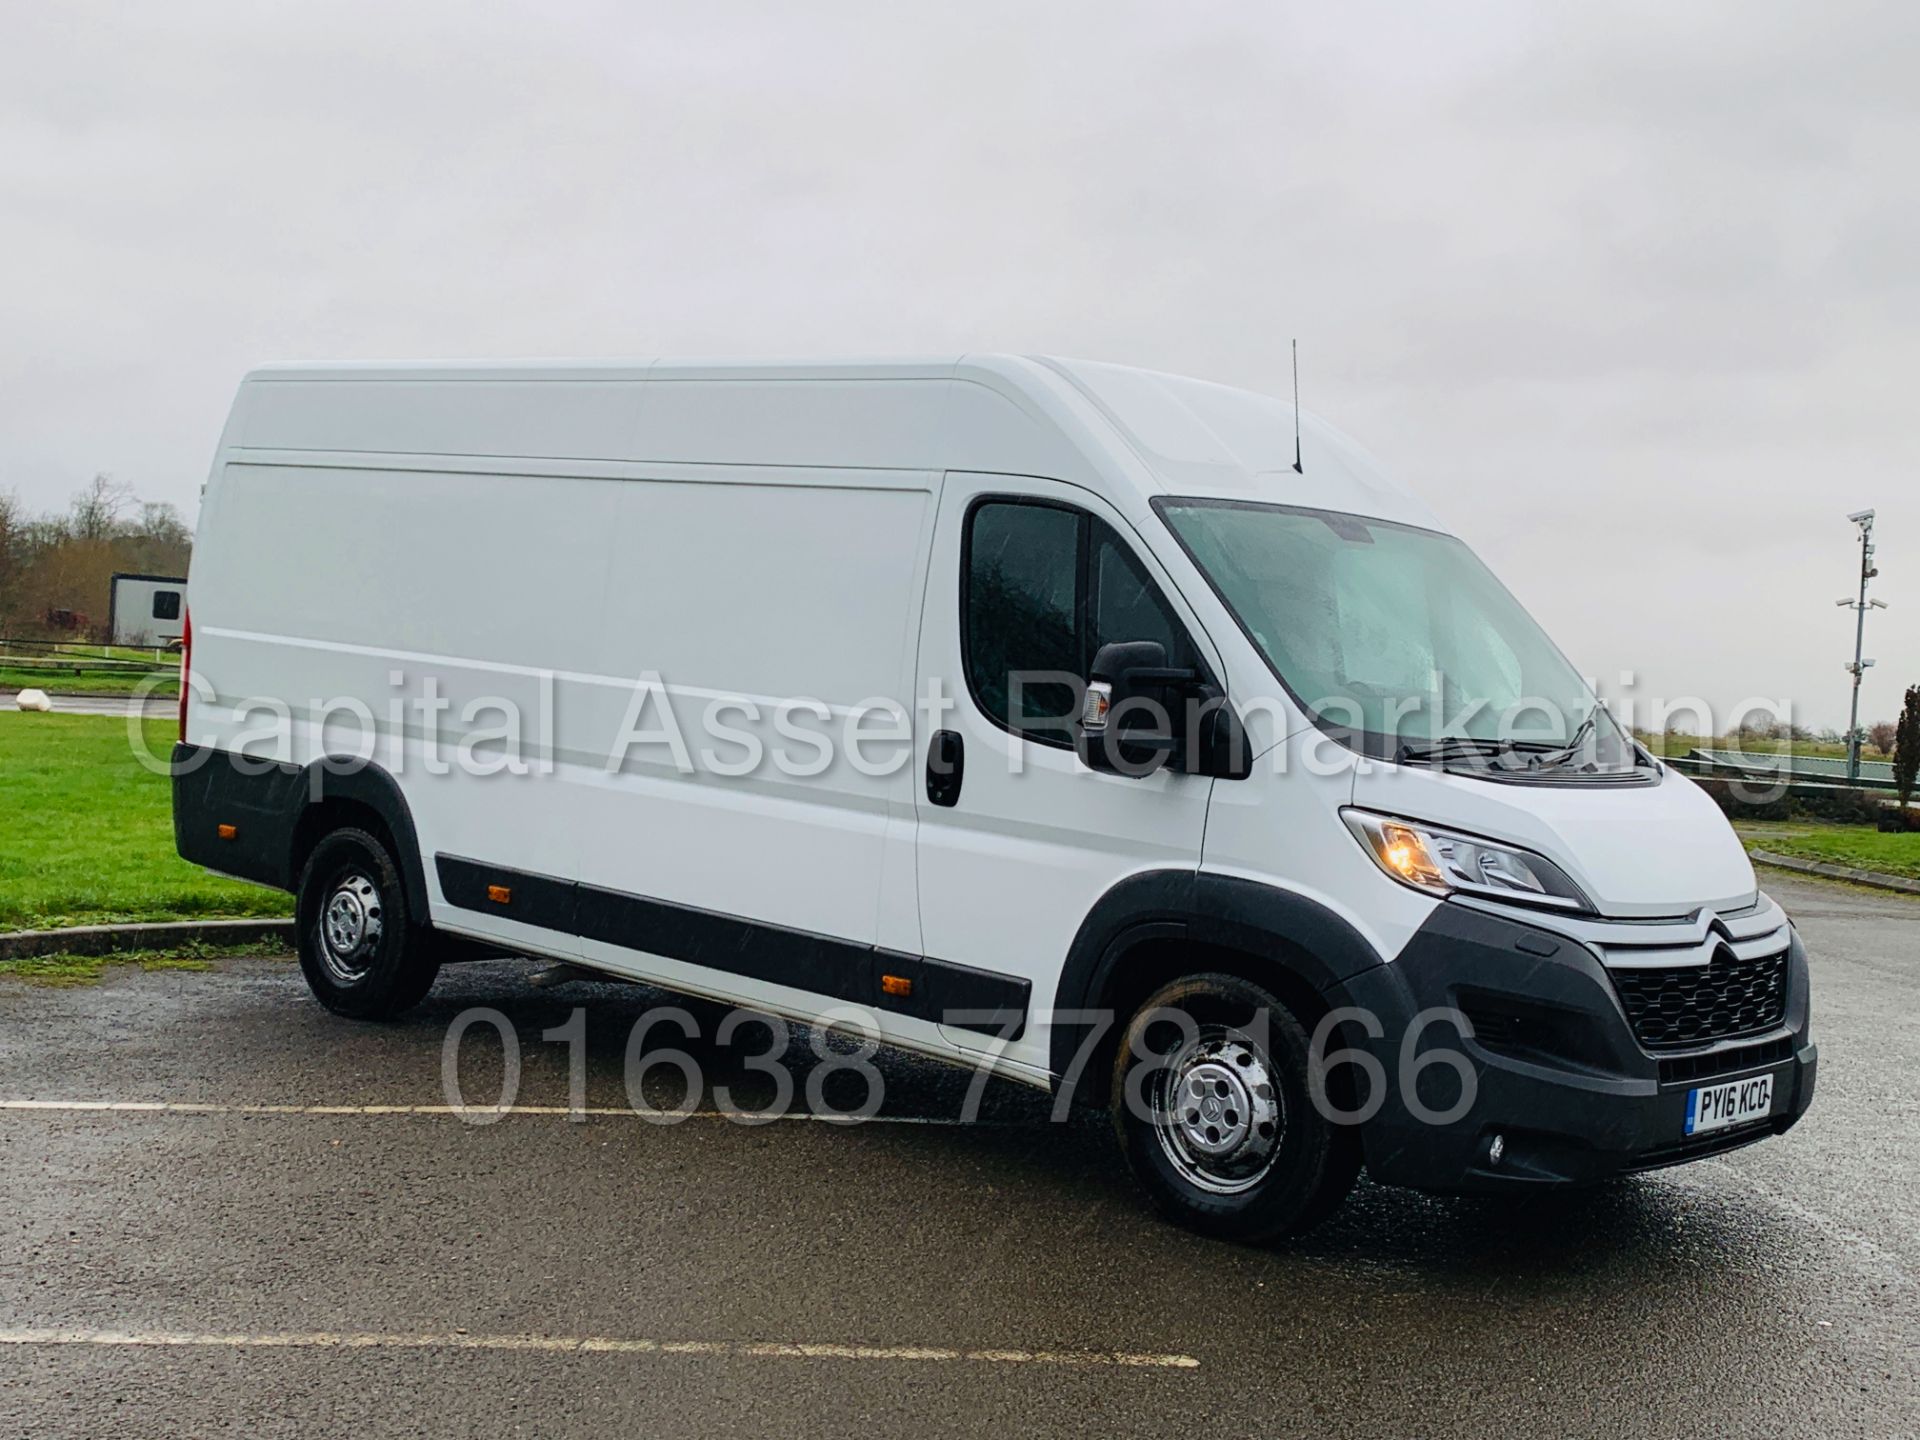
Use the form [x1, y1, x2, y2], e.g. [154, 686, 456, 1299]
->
[1333, 900, 1816, 1193]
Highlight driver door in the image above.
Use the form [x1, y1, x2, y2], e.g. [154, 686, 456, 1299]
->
[912, 472, 1217, 1076]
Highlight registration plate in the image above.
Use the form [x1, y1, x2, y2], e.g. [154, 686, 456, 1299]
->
[1685, 1074, 1775, 1136]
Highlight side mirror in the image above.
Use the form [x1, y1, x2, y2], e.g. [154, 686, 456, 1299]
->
[1076, 640, 1178, 775]
[1075, 640, 1249, 779]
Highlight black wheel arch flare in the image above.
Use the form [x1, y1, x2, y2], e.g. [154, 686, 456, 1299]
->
[1046, 868, 1391, 1099]
[171, 744, 431, 920]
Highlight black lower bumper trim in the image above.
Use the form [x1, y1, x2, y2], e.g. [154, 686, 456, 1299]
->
[1626, 1118, 1785, 1172]
[1333, 900, 1817, 1194]
[171, 742, 306, 890]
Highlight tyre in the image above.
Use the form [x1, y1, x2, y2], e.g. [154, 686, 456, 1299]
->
[295, 827, 441, 1019]
[1109, 972, 1360, 1242]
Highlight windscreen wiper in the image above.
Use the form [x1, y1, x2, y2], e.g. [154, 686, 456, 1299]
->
[1528, 705, 1604, 771]
[1395, 736, 1529, 768]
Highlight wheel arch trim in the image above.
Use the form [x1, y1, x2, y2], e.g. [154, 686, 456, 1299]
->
[171, 742, 429, 919]
[1047, 868, 1390, 1086]
[290, 759, 431, 918]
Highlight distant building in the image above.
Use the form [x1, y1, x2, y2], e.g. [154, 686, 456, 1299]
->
[108, 572, 187, 646]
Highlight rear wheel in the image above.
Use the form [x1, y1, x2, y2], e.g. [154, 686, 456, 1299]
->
[295, 827, 440, 1018]
[1110, 972, 1360, 1242]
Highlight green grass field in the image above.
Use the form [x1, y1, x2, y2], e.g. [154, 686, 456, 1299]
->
[0, 644, 177, 697]
[0, 665, 178, 696]
[0, 643, 169, 664]
[1738, 819, 1920, 881]
[0, 713, 292, 929]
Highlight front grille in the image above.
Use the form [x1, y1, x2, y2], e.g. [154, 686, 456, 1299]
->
[1609, 947, 1789, 1049]
[1656, 1034, 1795, 1085]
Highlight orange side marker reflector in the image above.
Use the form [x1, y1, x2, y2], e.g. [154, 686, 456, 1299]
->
[486, 884, 512, 905]
[880, 974, 913, 998]
[216, 824, 238, 841]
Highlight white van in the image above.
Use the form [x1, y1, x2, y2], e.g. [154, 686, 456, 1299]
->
[174, 357, 1815, 1239]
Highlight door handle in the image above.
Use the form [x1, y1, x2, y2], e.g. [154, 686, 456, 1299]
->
[926, 730, 964, 807]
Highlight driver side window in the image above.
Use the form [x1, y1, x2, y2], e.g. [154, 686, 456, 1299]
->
[963, 498, 1196, 746]
[1092, 525, 1192, 668]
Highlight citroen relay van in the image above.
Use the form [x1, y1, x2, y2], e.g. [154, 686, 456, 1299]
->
[173, 357, 1815, 1239]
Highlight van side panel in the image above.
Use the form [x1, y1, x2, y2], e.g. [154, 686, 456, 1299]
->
[194, 462, 621, 668]
[190, 447, 936, 988]
[187, 458, 629, 958]
[570, 468, 934, 963]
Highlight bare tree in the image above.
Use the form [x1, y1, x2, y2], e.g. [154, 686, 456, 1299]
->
[1868, 720, 1898, 757]
[69, 472, 135, 542]
[122, 501, 193, 574]
[133, 501, 191, 547]
[0, 489, 22, 628]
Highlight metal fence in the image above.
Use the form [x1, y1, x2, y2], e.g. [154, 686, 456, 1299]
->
[1683, 747, 1900, 790]
[0, 636, 177, 682]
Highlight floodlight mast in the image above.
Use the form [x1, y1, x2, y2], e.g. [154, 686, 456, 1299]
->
[1841, 510, 1884, 782]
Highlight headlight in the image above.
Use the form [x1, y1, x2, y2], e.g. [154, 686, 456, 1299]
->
[1341, 809, 1591, 912]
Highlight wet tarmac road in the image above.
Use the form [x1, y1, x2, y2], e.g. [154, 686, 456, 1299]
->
[1, 871, 1913, 1437]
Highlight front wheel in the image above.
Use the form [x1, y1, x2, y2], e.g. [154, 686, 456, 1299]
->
[295, 827, 441, 1019]
[1110, 972, 1359, 1242]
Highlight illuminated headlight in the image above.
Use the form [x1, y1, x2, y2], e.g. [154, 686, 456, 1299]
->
[1341, 809, 1591, 912]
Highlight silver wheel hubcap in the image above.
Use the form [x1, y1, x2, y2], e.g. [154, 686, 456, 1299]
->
[318, 871, 383, 983]
[1153, 1030, 1284, 1195]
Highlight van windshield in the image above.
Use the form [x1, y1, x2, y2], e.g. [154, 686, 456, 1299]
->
[1154, 497, 1639, 771]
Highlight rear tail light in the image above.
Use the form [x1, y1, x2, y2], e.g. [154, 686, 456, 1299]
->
[177, 608, 192, 739]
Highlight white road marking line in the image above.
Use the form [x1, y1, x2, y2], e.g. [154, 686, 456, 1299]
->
[0, 1328, 1198, 1369]
[0, 1099, 982, 1124]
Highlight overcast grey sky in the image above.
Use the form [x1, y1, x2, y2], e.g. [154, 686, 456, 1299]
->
[3, 2, 1914, 730]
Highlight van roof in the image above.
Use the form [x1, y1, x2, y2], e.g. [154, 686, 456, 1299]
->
[232, 355, 1440, 529]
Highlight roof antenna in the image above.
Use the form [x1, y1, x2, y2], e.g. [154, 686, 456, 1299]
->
[1291, 339, 1304, 473]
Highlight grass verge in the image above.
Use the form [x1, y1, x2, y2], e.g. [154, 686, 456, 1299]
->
[0, 666, 177, 697]
[0, 938, 287, 987]
[1737, 819, 1920, 882]
[0, 713, 293, 929]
